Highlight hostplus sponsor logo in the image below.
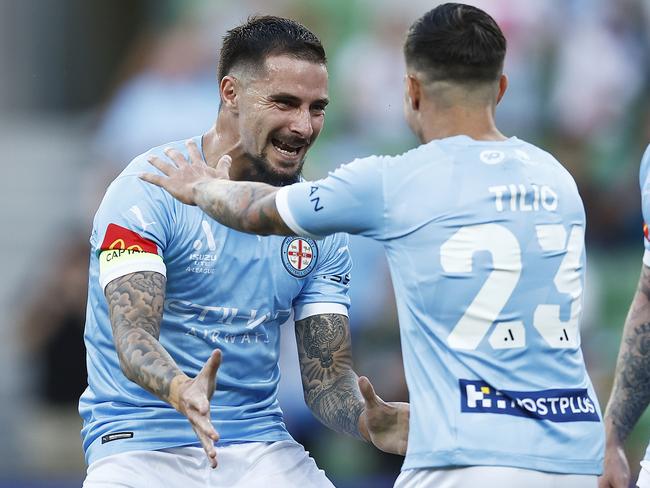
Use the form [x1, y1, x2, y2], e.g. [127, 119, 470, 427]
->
[460, 379, 599, 422]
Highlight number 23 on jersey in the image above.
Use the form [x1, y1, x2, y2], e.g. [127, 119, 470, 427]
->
[441, 223, 583, 350]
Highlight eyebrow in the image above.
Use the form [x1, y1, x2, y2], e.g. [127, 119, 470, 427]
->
[269, 93, 329, 107]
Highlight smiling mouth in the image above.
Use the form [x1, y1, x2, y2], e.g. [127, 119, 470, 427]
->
[271, 138, 305, 158]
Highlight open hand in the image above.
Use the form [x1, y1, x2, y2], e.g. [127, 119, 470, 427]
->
[358, 376, 409, 455]
[140, 139, 231, 205]
[173, 349, 223, 468]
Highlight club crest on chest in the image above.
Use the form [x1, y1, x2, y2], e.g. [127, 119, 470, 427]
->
[281, 237, 318, 278]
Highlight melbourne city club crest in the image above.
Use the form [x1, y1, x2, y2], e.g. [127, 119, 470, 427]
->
[281, 237, 318, 278]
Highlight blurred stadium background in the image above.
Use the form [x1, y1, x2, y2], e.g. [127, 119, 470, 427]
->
[0, 0, 649, 486]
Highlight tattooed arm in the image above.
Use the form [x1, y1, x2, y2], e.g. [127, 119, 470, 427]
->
[600, 264, 650, 488]
[194, 179, 291, 236]
[295, 313, 366, 439]
[105, 271, 222, 468]
[140, 141, 293, 236]
[105, 271, 182, 403]
[295, 313, 409, 454]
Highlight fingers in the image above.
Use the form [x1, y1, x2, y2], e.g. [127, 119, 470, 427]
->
[187, 398, 219, 468]
[139, 172, 166, 188]
[193, 409, 219, 441]
[186, 139, 207, 166]
[197, 349, 222, 399]
[146, 154, 176, 176]
[200, 349, 222, 383]
[358, 376, 381, 408]
[215, 155, 232, 179]
[193, 422, 219, 469]
[164, 146, 190, 168]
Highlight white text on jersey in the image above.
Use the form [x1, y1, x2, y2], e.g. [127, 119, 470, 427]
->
[488, 184, 558, 212]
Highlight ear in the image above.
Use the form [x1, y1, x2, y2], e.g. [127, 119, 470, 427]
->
[219, 76, 239, 112]
[496, 74, 508, 105]
[406, 74, 422, 111]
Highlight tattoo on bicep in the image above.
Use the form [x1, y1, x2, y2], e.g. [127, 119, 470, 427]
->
[295, 314, 364, 439]
[105, 271, 181, 402]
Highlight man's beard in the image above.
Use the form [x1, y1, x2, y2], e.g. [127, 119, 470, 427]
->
[240, 151, 305, 187]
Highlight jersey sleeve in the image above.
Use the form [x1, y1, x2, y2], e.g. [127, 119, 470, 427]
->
[275, 155, 386, 240]
[293, 233, 352, 321]
[639, 145, 650, 266]
[93, 169, 174, 290]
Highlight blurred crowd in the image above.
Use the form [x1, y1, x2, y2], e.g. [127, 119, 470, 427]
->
[2, 0, 650, 486]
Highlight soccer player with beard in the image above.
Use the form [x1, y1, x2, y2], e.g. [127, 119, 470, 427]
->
[80, 16, 408, 488]
[143, 4, 605, 487]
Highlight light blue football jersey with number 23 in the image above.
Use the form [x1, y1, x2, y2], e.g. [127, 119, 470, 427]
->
[276, 135, 604, 475]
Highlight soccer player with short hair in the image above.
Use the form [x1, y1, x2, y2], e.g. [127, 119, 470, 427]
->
[143, 3, 605, 486]
[599, 144, 650, 488]
[80, 16, 407, 488]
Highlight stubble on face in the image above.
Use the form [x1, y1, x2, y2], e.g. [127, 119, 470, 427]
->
[235, 56, 328, 186]
[239, 150, 304, 186]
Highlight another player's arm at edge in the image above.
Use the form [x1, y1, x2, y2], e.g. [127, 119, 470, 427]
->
[604, 263, 650, 447]
[193, 179, 291, 236]
[295, 313, 369, 441]
[104, 271, 188, 409]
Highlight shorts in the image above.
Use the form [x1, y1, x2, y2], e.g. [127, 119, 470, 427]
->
[394, 466, 597, 487]
[83, 440, 334, 488]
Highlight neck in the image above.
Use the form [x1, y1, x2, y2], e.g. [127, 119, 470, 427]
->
[418, 101, 507, 144]
[201, 114, 249, 181]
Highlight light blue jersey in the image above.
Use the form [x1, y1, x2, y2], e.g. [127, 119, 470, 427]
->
[639, 143, 650, 464]
[276, 135, 604, 475]
[79, 136, 351, 465]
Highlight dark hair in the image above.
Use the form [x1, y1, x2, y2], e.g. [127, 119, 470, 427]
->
[404, 3, 506, 84]
[217, 15, 326, 81]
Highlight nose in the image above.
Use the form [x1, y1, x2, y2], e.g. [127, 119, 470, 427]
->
[288, 108, 313, 141]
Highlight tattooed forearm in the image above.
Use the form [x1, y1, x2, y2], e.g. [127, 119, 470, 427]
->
[105, 271, 183, 404]
[194, 179, 293, 236]
[606, 265, 650, 443]
[296, 313, 365, 440]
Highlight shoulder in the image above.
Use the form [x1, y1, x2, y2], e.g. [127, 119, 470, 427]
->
[328, 154, 386, 181]
[95, 139, 195, 223]
[309, 231, 349, 253]
[115, 138, 191, 180]
[514, 138, 562, 167]
[103, 138, 197, 198]
[517, 139, 576, 181]
[323, 147, 430, 189]
[313, 231, 351, 265]
[339, 142, 443, 170]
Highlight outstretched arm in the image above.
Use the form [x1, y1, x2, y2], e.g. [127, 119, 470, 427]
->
[295, 313, 409, 454]
[139, 141, 293, 236]
[105, 271, 222, 467]
[195, 178, 292, 236]
[600, 264, 650, 488]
